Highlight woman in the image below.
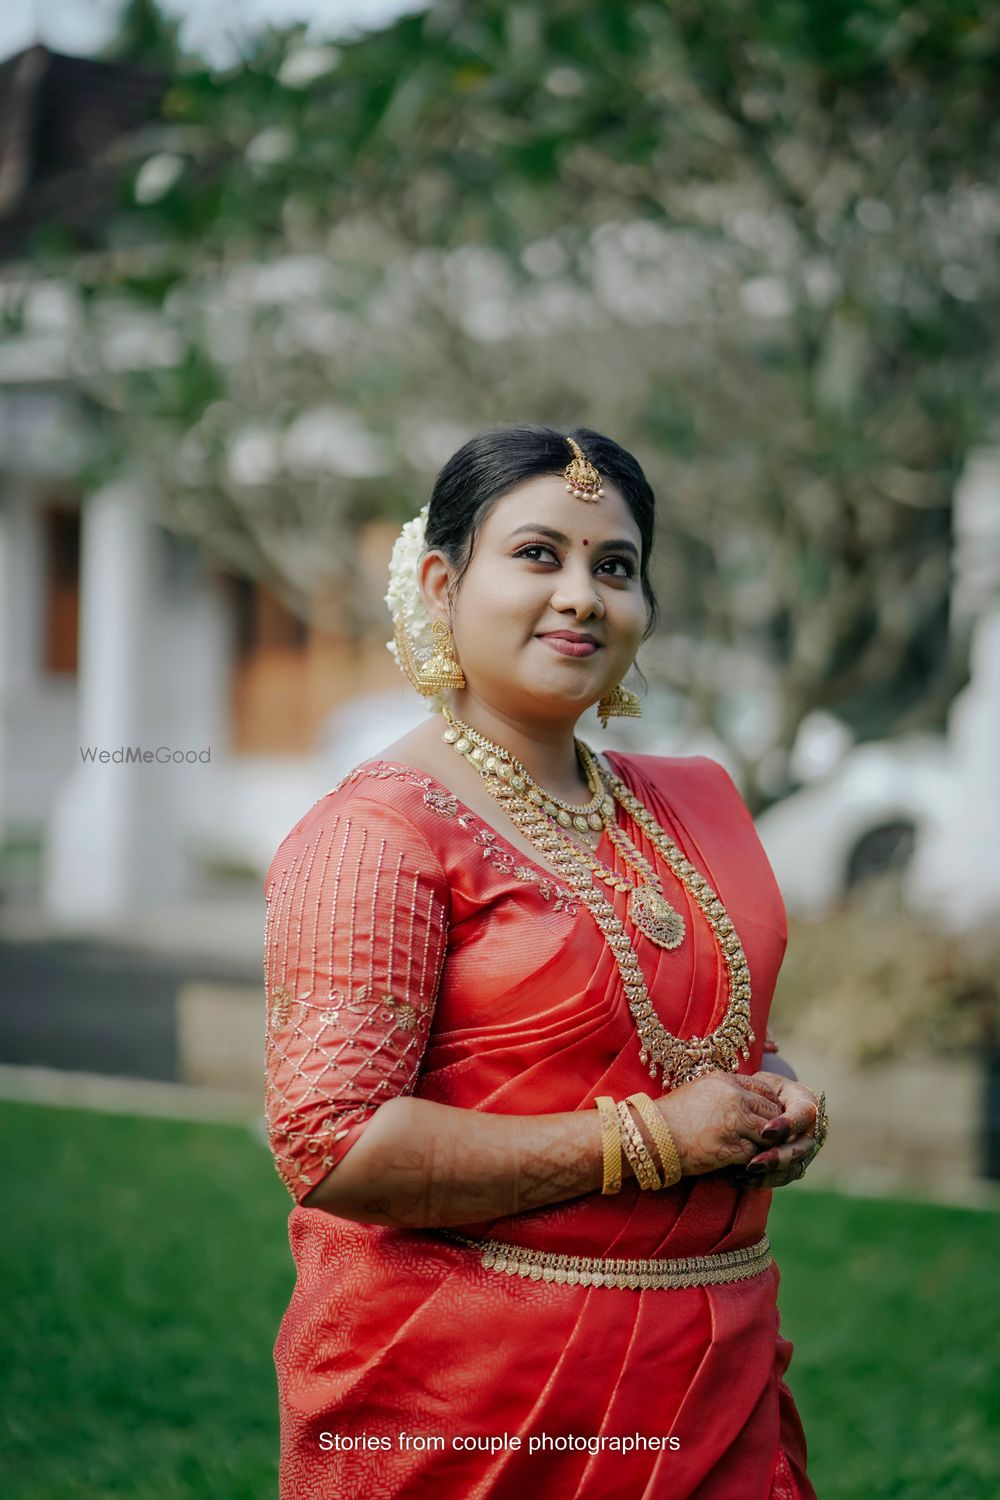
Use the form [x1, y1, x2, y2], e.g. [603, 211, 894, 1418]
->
[264, 425, 824, 1499]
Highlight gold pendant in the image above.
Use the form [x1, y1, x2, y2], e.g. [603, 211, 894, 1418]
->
[629, 885, 685, 950]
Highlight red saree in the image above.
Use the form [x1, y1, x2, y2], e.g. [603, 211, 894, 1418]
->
[264, 752, 815, 1499]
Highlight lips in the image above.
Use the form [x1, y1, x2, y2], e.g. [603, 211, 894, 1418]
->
[537, 631, 601, 658]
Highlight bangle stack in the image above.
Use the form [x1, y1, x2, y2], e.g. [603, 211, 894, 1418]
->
[595, 1093, 682, 1194]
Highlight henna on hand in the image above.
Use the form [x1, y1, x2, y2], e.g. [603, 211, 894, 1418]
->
[655, 1070, 784, 1177]
[732, 1072, 824, 1190]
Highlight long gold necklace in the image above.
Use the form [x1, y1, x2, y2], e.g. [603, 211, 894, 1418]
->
[439, 709, 754, 1085]
[443, 708, 685, 947]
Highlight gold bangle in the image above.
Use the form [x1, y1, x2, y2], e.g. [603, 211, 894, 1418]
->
[594, 1096, 623, 1195]
[615, 1099, 663, 1190]
[627, 1092, 682, 1188]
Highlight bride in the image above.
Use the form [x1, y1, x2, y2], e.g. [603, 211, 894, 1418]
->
[264, 424, 824, 1499]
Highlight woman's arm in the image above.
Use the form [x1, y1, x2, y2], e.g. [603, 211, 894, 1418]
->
[301, 1095, 607, 1225]
[301, 1071, 786, 1226]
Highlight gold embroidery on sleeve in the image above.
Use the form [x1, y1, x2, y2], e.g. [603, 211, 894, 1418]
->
[327, 762, 579, 914]
[263, 818, 445, 1201]
[268, 984, 292, 1028]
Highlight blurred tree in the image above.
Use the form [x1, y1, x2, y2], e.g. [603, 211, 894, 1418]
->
[39, 0, 1000, 801]
[102, 0, 184, 68]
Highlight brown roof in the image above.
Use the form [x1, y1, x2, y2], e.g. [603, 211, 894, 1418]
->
[0, 45, 166, 260]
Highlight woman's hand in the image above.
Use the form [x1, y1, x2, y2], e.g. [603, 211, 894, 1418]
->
[730, 1072, 823, 1189]
[654, 1070, 786, 1176]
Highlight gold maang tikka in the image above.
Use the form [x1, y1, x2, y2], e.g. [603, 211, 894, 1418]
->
[564, 435, 605, 501]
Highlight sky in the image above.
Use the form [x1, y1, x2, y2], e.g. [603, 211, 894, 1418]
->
[2, 0, 428, 65]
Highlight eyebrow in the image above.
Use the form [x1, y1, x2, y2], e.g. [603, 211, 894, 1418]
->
[507, 525, 640, 560]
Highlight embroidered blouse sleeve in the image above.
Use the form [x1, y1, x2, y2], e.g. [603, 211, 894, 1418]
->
[263, 795, 449, 1204]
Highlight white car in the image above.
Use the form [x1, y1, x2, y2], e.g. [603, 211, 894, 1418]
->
[755, 733, 957, 918]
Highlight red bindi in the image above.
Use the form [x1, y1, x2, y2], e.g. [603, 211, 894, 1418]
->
[582, 538, 589, 545]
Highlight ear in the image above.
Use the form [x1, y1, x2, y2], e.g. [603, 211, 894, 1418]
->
[417, 549, 452, 621]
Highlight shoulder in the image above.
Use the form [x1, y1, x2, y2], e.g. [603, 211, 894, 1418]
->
[264, 760, 450, 899]
[604, 750, 762, 840]
[605, 750, 746, 802]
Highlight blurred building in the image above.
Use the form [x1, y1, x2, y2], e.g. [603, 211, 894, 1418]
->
[1, 45, 997, 932]
[0, 47, 414, 920]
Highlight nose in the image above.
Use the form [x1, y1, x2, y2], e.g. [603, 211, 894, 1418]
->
[550, 562, 605, 621]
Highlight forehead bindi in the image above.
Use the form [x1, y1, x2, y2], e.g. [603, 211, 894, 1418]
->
[486, 476, 638, 545]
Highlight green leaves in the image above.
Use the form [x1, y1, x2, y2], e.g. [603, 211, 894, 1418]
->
[38, 0, 996, 792]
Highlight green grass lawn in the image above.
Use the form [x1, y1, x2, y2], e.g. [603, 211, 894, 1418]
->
[2, 1100, 998, 1499]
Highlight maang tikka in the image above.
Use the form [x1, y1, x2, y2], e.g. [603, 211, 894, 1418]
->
[564, 435, 605, 501]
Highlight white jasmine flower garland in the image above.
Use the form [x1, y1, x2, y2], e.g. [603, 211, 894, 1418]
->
[385, 503, 444, 708]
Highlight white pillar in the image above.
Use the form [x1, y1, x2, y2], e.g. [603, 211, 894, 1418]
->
[43, 478, 183, 918]
[0, 481, 45, 836]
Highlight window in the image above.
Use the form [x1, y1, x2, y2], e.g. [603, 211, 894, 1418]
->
[43, 503, 80, 675]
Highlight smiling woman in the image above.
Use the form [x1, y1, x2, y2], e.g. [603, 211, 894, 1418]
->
[263, 425, 822, 1499]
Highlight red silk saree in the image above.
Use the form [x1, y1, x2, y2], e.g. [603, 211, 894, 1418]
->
[264, 752, 815, 1499]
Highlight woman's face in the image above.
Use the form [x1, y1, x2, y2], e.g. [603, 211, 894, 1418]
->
[421, 474, 648, 722]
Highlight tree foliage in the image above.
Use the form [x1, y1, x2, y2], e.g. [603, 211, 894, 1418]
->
[39, 0, 1000, 799]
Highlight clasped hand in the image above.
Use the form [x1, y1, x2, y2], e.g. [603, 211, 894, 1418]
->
[655, 1070, 823, 1190]
[730, 1070, 824, 1189]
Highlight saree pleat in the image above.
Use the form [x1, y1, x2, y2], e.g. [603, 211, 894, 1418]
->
[265, 753, 815, 1498]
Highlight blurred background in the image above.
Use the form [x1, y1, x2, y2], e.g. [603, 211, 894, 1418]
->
[1, 2, 998, 1496]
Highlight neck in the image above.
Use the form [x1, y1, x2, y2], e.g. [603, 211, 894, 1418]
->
[446, 691, 588, 798]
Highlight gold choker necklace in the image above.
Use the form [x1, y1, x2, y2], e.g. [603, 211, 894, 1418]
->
[442, 708, 684, 947]
[440, 708, 754, 1085]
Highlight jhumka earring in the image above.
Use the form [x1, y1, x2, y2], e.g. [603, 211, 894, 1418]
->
[415, 618, 466, 694]
[597, 683, 642, 727]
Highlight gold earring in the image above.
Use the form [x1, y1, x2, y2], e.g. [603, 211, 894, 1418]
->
[416, 618, 466, 694]
[597, 682, 642, 727]
[392, 613, 425, 695]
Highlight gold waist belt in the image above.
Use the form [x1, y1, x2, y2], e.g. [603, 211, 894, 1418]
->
[437, 1230, 772, 1291]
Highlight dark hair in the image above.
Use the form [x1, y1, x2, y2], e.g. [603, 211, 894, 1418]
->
[424, 424, 659, 639]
